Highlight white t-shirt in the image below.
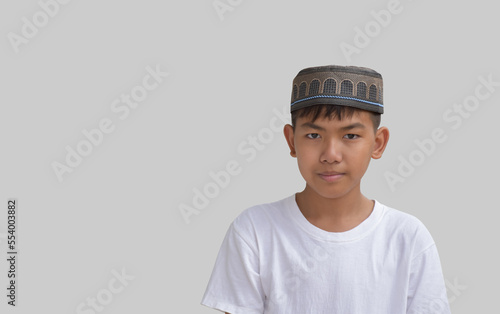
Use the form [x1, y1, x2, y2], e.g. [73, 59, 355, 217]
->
[201, 194, 451, 314]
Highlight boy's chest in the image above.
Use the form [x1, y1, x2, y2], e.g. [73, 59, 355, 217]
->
[257, 230, 411, 312]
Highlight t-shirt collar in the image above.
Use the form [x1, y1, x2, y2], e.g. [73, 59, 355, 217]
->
[286, 193, 386, 243]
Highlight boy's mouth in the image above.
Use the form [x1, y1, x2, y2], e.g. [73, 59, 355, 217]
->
[318, 171, 345, 182]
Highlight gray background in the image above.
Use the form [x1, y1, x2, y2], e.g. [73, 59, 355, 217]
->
[1, 0, 498, 313]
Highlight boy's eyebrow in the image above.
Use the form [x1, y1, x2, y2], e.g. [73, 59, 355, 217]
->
[300, 122, 326, 131]
[300, 122, 366, 131]
[340, 122, 366, 131]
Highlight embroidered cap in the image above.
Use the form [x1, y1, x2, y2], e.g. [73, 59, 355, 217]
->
[290, 65, 384, 114]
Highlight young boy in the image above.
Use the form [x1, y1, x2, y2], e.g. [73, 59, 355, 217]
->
[201, 65, 451, 313]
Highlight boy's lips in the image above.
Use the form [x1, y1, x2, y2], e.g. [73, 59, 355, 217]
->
[318, 171, 345, 182]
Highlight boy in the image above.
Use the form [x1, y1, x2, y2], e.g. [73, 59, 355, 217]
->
[201, 65, 451, 313]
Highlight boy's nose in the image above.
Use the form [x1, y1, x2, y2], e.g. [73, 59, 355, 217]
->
[320, 140, 342, 164]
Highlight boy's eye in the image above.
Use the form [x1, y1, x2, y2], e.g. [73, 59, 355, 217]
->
[344, 134, 359, 140]
[306, 133, 320, 139]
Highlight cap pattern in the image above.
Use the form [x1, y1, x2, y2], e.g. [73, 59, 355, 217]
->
[290, 65, 384, 114]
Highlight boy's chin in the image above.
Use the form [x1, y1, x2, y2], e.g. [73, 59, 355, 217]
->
[303, 184, 357, 200]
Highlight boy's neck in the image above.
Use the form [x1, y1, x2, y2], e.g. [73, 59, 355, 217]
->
[295, 185, 374, 233]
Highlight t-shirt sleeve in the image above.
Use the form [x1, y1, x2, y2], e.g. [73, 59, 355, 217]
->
[201, 221, 265, 314]
[406, 242, 451, 314]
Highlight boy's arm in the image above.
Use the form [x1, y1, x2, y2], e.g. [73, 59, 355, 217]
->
[201, 221, 265, 313]
[407, 243, 451, 314]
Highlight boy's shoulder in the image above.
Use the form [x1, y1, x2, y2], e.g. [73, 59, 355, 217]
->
[227, 195, 294, 242]
[381, 202, 436, 243]
[381, 202, 431, 231]
[231, 195, 290, 229]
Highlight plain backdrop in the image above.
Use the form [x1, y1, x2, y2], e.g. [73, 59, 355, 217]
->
[0, 0, 498, 313]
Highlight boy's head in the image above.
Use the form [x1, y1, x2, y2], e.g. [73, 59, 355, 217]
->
[283, 65, 389, 199]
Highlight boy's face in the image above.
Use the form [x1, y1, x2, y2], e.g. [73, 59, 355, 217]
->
[284, 109, 389, 200]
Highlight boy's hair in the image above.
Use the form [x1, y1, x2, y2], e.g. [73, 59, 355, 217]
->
[291, 104, 381, 132]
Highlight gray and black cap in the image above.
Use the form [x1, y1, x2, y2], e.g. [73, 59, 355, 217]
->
[290, 65, 384, 114]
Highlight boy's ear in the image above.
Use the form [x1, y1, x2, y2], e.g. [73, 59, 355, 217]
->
[372, 126, 390, 159]
[283, 124, 297, 157]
